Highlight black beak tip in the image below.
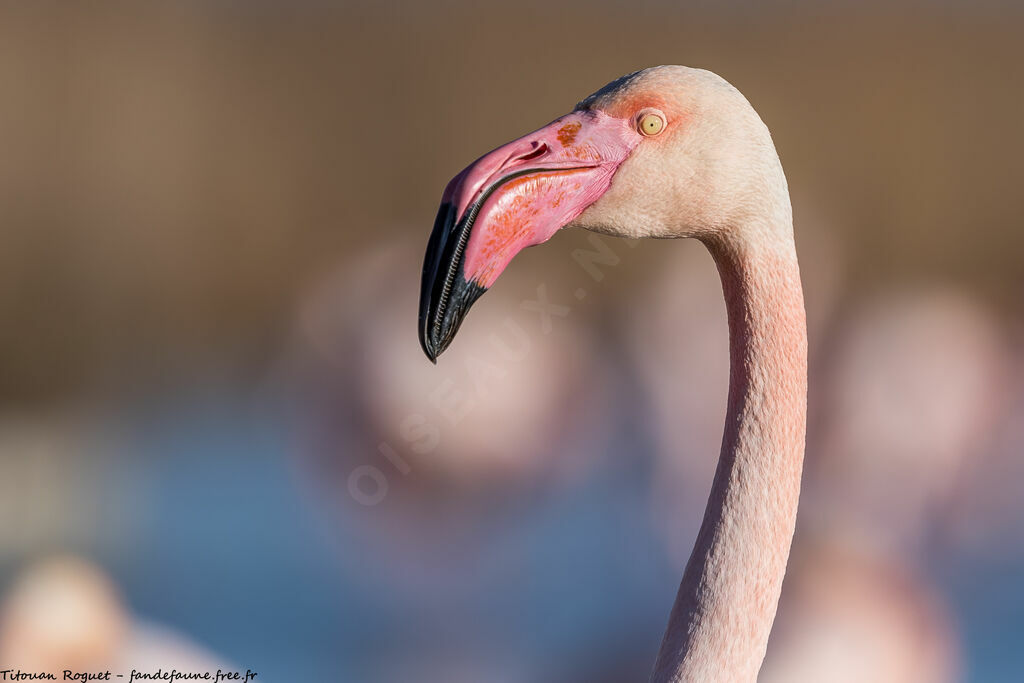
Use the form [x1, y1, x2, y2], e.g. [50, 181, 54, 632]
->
[418, 309, 439, 363]
[420, 336, 438, 364]
[419, 196, 492, 364]
[418, 271, 488, 364]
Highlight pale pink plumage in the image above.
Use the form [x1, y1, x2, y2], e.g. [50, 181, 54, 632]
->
[422, 65, 808, 682]
[567, 66, 808, 682]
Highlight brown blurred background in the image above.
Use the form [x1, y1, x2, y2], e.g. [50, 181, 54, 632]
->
[1, 2, 1022, 682]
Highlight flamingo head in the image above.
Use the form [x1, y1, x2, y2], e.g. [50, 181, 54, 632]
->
[419, 65, 780, 361]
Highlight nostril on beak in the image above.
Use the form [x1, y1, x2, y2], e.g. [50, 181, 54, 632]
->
[512, 142, 548, 164]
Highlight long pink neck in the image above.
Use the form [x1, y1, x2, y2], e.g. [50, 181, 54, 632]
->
[651, 229, 808, 683]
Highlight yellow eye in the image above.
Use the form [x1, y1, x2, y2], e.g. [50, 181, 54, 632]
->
[638, 111, 665, 136]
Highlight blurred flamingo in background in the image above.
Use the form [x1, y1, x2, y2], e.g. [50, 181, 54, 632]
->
[749, 288, 1008, 683]
[806, 289, 1008, 557]
[418, 66, 807, 681]
[0, 557, 227, 676]
[760, 543, 960, 683]
[287, 243, 635, 682]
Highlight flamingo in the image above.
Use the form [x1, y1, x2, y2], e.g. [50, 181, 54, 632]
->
[0, 556, 227, 676]
[760, 542, 960, 683]
[418, 66, 807, 682]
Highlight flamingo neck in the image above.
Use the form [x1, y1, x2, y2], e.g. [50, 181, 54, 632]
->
[651, 225, 808, 683]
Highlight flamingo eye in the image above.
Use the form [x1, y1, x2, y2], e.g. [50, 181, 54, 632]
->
[637, 111, 666, 136]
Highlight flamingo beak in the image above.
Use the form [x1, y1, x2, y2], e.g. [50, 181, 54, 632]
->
[419, 109, 640, 361]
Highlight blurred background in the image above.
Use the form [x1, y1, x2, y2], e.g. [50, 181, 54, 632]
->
[1, 1, 1023, 681]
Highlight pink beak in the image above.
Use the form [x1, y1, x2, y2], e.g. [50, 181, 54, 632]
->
[419, 109, 639, 361]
